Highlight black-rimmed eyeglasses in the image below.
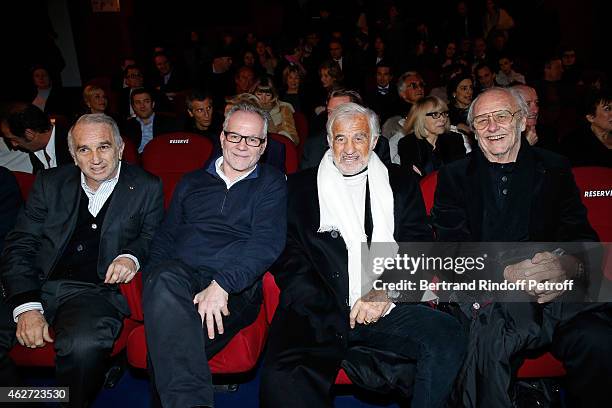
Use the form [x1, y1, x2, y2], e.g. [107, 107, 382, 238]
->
[223, 130, 266, 147]
[425, 111, 449, 119]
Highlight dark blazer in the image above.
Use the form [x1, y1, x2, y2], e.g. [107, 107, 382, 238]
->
[0, 163, 164, 306]
[0, 167, 22, 251]
[29, 125, 72, 173]
[272, 165, 432, 343]
[398, 131, 467, 177]
[431, 144, 597, 243]
[121, 113, 178, 152]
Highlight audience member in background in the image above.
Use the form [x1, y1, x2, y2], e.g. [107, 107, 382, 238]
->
[561, 46, 582, 86]
[280, 65, 308, 114]
[223, 93, 286, 173]
[366, 60, 400, 125]
[327, 38, 358, 89]
[241, 49, 262, 75]
[152, 52, 188, 98]
[251, 76, 299, 145]
[482, 0, 514, 40]
[183, 89, 223, 153]
[255, 40, 278, 76]
[0, 114, 164, 406]
[561, 88, 611, 167]
[471, 37, 488, 68]
[2, 103, 72, 173]
[381, 71, 425, 139]
[111, 56, 136, 91]
[118, 65, 172, 122]
[30, 65, 70, 117]
[446, 1, 481, 42]
[201, 45, 235, 109]
[512, 84, 559, 151]
[396, 96, 466, 173]
[447, 72, 475, 137]
[536, 55, 569, 135]
[81, 85, 111, 117]
[496, 54, 525, 86]
[234, 66, 256, 96]
[0, 167, 21, 251]
[474, 62, 499, 94]
[122, 88, 178, 154]
[0, 136, 33, 173]
[301, 89, 390, 170]
[440, 41, 459, 68]
[314, 60, 344, 114]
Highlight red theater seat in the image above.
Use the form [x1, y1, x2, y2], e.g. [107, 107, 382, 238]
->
[12, 171, 36, 201]
[571, 166, 612, 242]
[141, 132, 214, 207]
[293, 111, 309, 158]
[121, 136, 140, 166]
[419, 171, 438, 215]
[269, 133, 299, 174]
[126, 272, 277, 374]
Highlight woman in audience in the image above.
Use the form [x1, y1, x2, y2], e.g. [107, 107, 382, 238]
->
[255, 40, 278, 76]
[280, 65, 307, 113]
[82, 84, 109, 114]
[397, 96, 467, 177]
[313, 60, 344, 115]
[251, 75, 299, 145]
[447, 72, 474, 137]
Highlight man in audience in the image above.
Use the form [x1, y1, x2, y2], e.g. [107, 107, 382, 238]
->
[381, 71, 426, 139]
[366, 60, 399, 124]
[2, 103, 72, 172]
[234, 66, 256, 95]
[201, 45, 235, 108]
[474, 62, 499, 95]
[183, 89, 223, 152]
[301, 89, 390, 169]
[512, 83, 559, 151]
[432, 87, 611, 407]
[122, 88, 178, 153]
[261, 102, 466, 407]
[143, 102, 287, 408]
[152, 52, 188, 96]
[0, 114, 164, 406]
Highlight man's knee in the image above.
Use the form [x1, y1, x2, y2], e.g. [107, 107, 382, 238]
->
[54, 320, 119, 364]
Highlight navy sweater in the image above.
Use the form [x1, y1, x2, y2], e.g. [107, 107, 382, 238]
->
[147, 161, 287, 294]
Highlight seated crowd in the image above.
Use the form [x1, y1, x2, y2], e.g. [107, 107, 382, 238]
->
[0, 2, 610, 408]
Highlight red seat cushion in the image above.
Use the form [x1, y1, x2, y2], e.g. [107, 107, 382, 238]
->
[127, 302, 269, 374]
[517, 352, 566, 378]
[269, 133, 299, 175]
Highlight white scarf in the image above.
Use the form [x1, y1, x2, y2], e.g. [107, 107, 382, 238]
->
[317, 150, 398, 307]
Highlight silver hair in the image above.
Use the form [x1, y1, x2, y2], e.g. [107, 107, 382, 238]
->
[396, 71, 421, 96]
[68, 113, 124, 154]
[223, 102, 270, 138]
[326, 102, 380, 147]
[467, 87, 529, 131]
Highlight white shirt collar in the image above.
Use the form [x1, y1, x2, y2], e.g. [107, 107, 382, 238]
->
[214, 156, 257, 189]
[34, 126, 57, 169]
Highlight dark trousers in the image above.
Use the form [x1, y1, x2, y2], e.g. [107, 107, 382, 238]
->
[142, 261, 260, 408]
[455, 302, 612, 408]
[0, 285, 124, 408]
[260, 303, 467, 408]
[551, 308, 612, 408]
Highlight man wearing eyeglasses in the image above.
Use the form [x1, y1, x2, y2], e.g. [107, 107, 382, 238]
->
[143, 102, 287, 408]
[432, 87, 610, 407]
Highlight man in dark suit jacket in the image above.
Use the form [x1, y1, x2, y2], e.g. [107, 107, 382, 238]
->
[431, 87, 611, 407]
[121, 88, 178, 153]
[2, 103, 72, 173]
[261, 102, 466, 407]
[0, 114, 164, 406]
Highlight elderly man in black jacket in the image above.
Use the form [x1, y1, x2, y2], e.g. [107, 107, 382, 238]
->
[261, 102, 466, 408]
[432, 87, 611, 407]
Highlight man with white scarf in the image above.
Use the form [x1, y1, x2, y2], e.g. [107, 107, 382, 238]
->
[261, 102, 467, 408]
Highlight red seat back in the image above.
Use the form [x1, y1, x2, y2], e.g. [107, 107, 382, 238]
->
[269, 133, 299, 175]
[142, 132, 214, 207]
[419, 171, 438, 215]
[293, 111, 309, 158]
[12, 171, 36, 200]
[121, 136, 140, 165]
[571, 166, 612, 242]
